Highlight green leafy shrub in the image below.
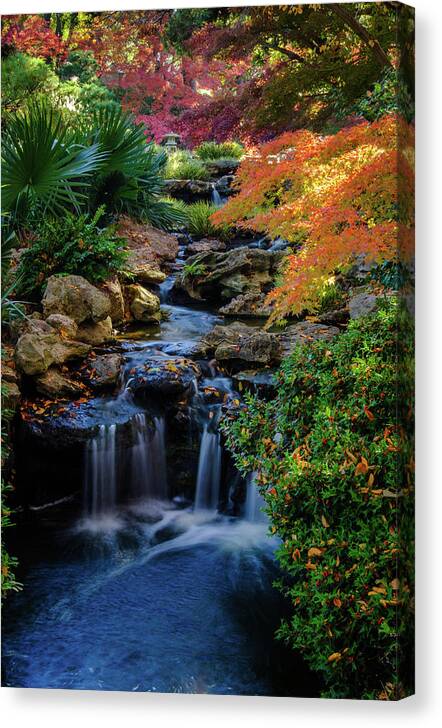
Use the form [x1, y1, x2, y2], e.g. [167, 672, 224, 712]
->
[1, 52, 59, 118]
[16, 207, 129, 298]
[195, 141, 244, 160]
[58, 50, 99, 83]
[182, 260, 207, 281]
[221, 299, 414, 700]
[187, 201, 231, 240]
[163, 150, 210, 180]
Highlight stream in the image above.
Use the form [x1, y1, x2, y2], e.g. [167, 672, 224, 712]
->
[2, 239, 317, 697]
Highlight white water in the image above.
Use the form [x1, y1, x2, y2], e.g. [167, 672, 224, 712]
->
[130, 414, 168, 501]
[211, 186, 226, 207]
[245, 472, 267, 523]
[84, 424, 117, 518]
[194, 424, 222, 511]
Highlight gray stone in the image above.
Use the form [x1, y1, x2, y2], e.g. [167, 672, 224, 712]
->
[349, 288, 380, 319]
[42, 275, 111, 324]
[279, 321, 340, 357]
[125, 284, 161, 323]
[88, 353, 122, 388]
[45, 314, 78, 339]
[203, 322, 281, 366]
[76, 316, 114, 346]
[35, 368, 84, 398]
[100, 278, 125, 325]
[15, 332, 90, 376]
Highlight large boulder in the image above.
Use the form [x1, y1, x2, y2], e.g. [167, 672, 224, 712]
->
[187, 238, 226, 255]
[219, 291, 272, 318]
[117, 217, 179, 278]
[175, 246, 284, 302]
[349, 288, 382, 320]
[76, 316, 114, 346]
[34, 368, 84, 398]
[125, 357, 201, 399]
[99, 278, 125, 325]
[2, 380, 21, 412]
[279, 321, 340, 357]
[162, 179, 213, 201]
[124, 284, 161, 323]
[42, 275, 111, 324]
[15, 332, 90, 376]
[45, 314, 78, 340]
[86, 353, 123, 389]
[202, 322, 281, 366]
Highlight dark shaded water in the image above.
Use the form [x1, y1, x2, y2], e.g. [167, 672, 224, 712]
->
[2, 509, 316, 695]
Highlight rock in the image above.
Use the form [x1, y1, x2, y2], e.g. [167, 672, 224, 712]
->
[10, 316, 54, 343]
[42, 275, 111, 324]
[100, 278, 125, 325]
[205, 159, 240, 176]
[35, 368, 84, 398]
[2, 381, 21, 411]
[219, 291, 272, 317]
[126, 357, 201, 399]
[317, 308, 349, 326]
[76, 316, 114, 346]
[133, 266, 167, 285]
[125, 284, 161, 323]
[45, 314, 78, 339]
[15, 332, 90, 376]
[87, 354, 122, 389]
[203, 322, 281, 366]
[279, 321, 340, 357]
[232, 369, 278, 397]
[117, 217, 179, 276]
[2, 362, 20, 386]
[348, 288, 381, 319]
[175, 246, 284, 302]
[187, 238, 226, 255]
[162, 179, 213, 200]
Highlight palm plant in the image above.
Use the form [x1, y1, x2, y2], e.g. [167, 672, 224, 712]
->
[82, 106, 188, 229]
[1, 102, 104, 228]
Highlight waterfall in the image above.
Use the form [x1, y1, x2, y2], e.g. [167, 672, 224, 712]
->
[194, 423, 222, 511]
[131, 413, 168, 501]
[84, 424, 117, 518]
[245, 473, 267, 523]
[211, 185, 226, 207]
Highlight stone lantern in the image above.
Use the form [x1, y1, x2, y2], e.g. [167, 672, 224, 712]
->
[161, 132, 181, 154]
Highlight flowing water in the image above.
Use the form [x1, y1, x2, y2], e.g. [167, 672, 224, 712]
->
[2, 242, 317, 697]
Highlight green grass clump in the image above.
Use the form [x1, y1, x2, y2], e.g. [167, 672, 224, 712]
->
[186, 201, 231, 240]
[194, 141, 244, 160]
[163, 150, 210, 180]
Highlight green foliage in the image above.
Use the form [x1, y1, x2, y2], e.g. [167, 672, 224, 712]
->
[221, 299, 414, 700]
[317, 280, 346, 314]
[186, 201, 231, 240]
[162, 150, 210, 180]
[351, 68, 415, 123]
[1, 376, 22, 598]
[182, 260, 207, 281]
[1, 52, 59, 118]
[58, 49, 99, 83]
[195, 141, 244, 161]
[1, 101, 104, 227]
[16, 207, 129, 298]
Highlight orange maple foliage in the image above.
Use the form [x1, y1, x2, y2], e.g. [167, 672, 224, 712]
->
[212, 115, 414, 321]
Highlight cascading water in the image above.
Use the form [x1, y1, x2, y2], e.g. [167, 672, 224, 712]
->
[84, 424, 117, 518]
[194, 420, 222, 511]
[211, 185, 226, 207]
[131, 413, 168, 502]
[245, 472, 267, 523]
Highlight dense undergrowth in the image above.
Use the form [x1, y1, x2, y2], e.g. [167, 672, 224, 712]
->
[221, 298, 414, 699]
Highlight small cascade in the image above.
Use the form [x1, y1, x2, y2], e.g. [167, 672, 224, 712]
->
[245, 472, 267, 523]
[84, 424, 118, 518]
[194, 422, 222, 511]
[131, 413, 168, 501]
[158, 274, 176, 303]
[211, 185, 226, 207]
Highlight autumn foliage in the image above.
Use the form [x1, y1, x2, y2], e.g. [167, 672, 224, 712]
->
[212, 114, 414, 320]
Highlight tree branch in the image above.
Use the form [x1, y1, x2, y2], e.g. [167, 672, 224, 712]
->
[329, 3, 393, 69]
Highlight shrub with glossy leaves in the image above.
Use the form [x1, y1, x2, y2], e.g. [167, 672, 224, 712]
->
[221, 298, 414, 699]
[16, 207, 129, 298]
